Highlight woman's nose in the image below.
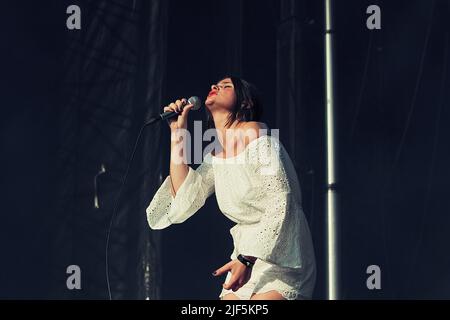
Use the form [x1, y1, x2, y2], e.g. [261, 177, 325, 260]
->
[211, 84, 218, 91]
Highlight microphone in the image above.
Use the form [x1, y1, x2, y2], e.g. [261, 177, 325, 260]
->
[146, 96, 201, 125]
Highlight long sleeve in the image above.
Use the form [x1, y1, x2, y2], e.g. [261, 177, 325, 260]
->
[146, 155, 215, 230]
[237, 135, 304, 269]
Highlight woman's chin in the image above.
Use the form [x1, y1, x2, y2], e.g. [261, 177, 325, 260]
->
[205, 98, 214, 108]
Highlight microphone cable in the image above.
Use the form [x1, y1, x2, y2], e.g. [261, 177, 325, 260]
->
[105, 116, 167, 300]
[105, 96, 199, 299]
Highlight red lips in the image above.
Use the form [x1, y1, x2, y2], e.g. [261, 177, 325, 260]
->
[208, 90, 217, 97]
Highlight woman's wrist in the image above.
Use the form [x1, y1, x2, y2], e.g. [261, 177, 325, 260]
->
[237, 254, 256, 267]
[241, 255, 257, 263]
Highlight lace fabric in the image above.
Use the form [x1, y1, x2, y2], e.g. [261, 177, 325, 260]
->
[146, 134, 316, 299]
[219, 257, 315, 300]
[146, 154, 215, 229]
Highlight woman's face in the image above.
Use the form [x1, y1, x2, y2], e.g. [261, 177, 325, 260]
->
[205, 78, 237, 111]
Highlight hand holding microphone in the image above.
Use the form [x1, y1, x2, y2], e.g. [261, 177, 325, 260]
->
[163, 96, 200, 131]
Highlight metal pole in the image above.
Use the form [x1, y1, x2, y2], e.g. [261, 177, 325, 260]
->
[325, 0, 340, 300]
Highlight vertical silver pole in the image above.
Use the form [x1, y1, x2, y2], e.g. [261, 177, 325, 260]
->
[325, 0, 340, 300]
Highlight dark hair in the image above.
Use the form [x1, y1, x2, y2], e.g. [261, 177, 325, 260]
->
[205, 76, 263, 128]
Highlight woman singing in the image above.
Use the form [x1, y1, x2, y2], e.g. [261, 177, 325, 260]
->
[146, 77, 316, 300]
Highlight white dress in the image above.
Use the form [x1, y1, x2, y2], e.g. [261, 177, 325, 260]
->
[146, 135, 316, 300]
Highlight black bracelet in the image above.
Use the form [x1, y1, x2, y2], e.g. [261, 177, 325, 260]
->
[237, 254, 255, 268]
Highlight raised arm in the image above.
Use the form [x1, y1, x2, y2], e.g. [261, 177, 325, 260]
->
[163, 98, 195, 196]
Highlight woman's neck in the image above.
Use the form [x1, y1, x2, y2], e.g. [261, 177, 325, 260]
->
[211, 111, 241, 153]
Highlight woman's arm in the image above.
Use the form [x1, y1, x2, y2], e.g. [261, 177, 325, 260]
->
[163, 98, 195, 196]
[146, 99, 215, 230]
[169, 133, 189, 196]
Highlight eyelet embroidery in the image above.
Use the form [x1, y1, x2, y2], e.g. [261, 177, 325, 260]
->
[147, 135, 315, 298]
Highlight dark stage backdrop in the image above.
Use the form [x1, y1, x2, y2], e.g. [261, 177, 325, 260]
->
[1, 0, 449, 299]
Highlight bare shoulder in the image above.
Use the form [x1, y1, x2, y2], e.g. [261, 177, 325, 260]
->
[239, 121, 269, 146]
[241, 121, 268, 131]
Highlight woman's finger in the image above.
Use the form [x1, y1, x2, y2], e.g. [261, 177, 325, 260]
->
[175, 99, 185, 111]
[213, 260, 234, 276]
[181, 104, 194, 116]
[223, 273, 239, 290]
[174, 100, 181, 112]
[169, 102, 178, 112]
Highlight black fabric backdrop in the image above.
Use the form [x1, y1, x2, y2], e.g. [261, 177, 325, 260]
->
[55, 0, 168, 299]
